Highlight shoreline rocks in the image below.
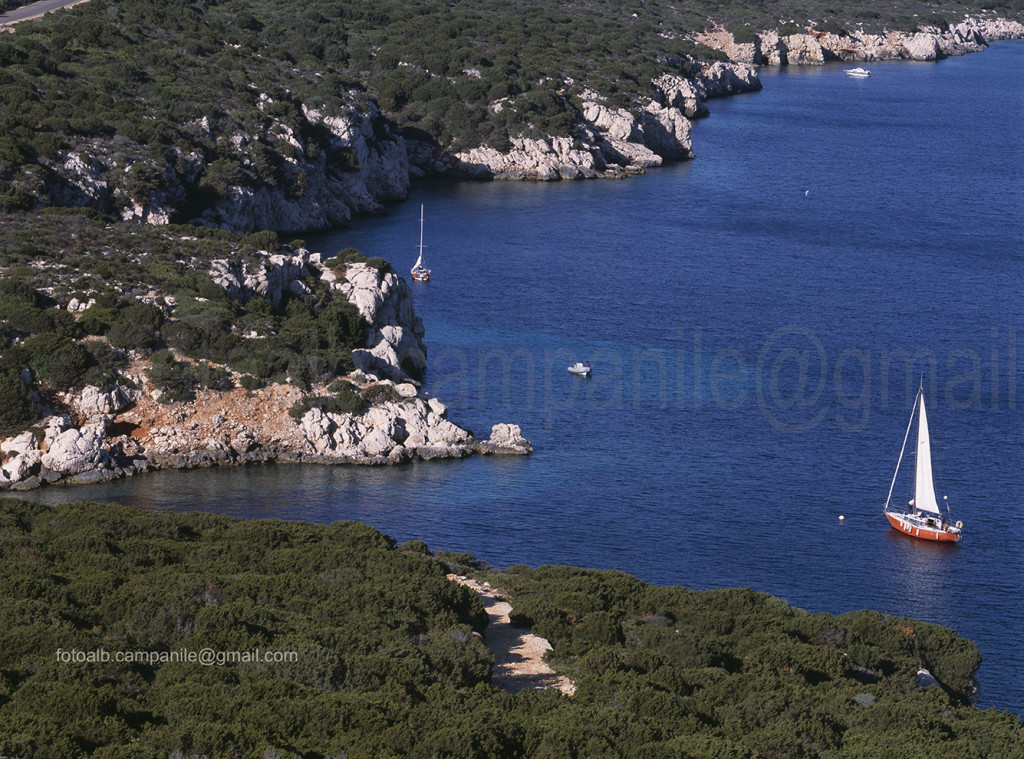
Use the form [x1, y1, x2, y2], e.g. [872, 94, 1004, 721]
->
[421, 62, 761, 181]
[697, 16, 1024, 67]
[0, 254, 531, 493]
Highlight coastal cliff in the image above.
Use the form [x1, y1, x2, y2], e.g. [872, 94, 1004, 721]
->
[419, 63, 760, 181]
[37, 63, 761, 221]
[0, 217, 530, 492]
[44, 94, 412, 235]
[698, 16, 1024, 66]
[3, 1, 1020, 231]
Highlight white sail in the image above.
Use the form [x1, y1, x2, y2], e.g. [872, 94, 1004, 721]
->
[410, 204, 426, 274]
[913, 392, 941, 515]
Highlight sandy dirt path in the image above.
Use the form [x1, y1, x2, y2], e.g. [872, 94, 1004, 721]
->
[449, 574, 575, 696]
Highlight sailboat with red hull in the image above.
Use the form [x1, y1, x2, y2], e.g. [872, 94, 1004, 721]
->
[883, 385, 962, 543]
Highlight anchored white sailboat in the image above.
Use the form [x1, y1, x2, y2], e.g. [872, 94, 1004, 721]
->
[883, 384, 962, 542]
[411, 204, 431, 282]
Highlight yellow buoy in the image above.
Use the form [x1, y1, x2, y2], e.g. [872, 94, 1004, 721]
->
[838, 515, 845, 521]
[956, 520, 963, 529]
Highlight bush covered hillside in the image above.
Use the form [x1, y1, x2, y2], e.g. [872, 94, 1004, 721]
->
[1, 498, 1021, 757]
[1, 0, 1022, 225]
[0, 209, 368, 436]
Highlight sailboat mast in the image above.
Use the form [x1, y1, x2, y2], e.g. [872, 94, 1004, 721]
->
[884, 388, 918, 513]
[419, 204, 425, 260]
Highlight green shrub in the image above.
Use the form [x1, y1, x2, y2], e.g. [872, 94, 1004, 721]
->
[0, 367, 34, 434]
[361, 383, 401, 405]
[239, 229, 280, 253]
[330, 247, 367, 268]
[107, 320, 159, 352]
[288, 381, 364, 419]
[817, 20, 847, 36]
[2, 305, 55, 336]
[238, 374, 263, 391]
[147, 349, 192, 401]
[192, 361, 233, 391]
[0, 278, 39, 308]
[731, 25, 758, 44]
[919, 14, 950, 29]
[78, 306, 119, 336]
[21, 332, 93, 390]
[162, 319, 206, 356]
[777, 22, 805, 36]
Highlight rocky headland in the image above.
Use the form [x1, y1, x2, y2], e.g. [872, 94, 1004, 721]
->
[414, 62, 762, 181]
[0, 247, 531, 492]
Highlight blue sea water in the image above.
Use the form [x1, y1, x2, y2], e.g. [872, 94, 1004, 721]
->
[25, 44, 1024, 713]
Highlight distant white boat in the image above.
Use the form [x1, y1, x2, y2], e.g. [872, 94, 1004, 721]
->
[568, 362, 591, 376]
[411, 204, 431, 282]
[844, 67, 872, 77]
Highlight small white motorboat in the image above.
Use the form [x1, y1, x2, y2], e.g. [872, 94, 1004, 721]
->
[568, 362, 591, 376]
[844, 67, 872, 77]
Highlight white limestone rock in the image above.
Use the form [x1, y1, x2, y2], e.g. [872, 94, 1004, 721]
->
[582, 104, 640, 142]
[652, 75, 707, 118]
[70, 385, 137, 419]
[395, 383, 419, 399]
[694, 63, 763, 99]
[209, 251, 312, 308]
[477, 423, 533, 455]
[1, 432, 42, 484]
[454, 137, 600, 181]
[40, 422, 110, 476]
[902, 33, 943, 60]
[338, 263, 427, 383]
[777, 34, 826, 65]
[638, 104, 694, 160]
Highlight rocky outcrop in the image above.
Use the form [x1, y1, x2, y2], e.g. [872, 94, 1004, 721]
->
[699, 17, 1022, 67]
[40, 420, 111, 477]
[0, 247, 530, 491]
[323, 262, 428, 383]
[475, 424, 533, 456]
[34, 94, 410, 235]
[209, 250, 314, 309]
[196, 100, 410, 233]
[693, 62, 762, 99]
[431, 63, 760, 181]
[299, 394, 474, 464]
[68, 384, 138, 418]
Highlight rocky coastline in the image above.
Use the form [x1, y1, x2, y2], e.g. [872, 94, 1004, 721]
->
[414, 62, 762, 181]
[24, 17, 1020, 233]
[0, 252, 532, 492]
[697, 16, 1024, 66]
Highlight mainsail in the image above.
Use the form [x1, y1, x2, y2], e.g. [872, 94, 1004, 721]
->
[411, 204, 426, 275]
[913, 393, 941, 515]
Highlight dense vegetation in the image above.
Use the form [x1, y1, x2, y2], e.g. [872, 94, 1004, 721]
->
[1, 498, 1021, 757]
[1, 0, 1022, 220]
[0, 209, 366, 434]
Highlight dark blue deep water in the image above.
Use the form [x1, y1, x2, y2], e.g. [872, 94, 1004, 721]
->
[26, 44, 1024, 713]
